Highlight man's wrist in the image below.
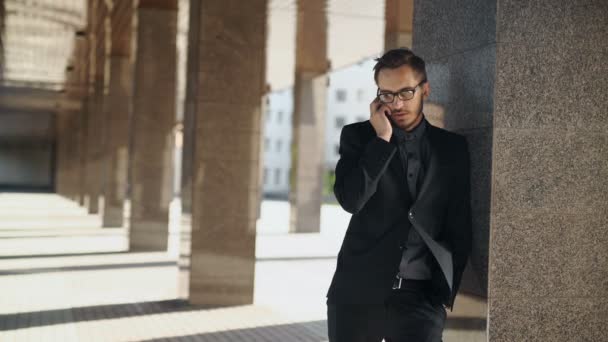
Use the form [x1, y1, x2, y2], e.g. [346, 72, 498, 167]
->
[377, 134, 391, 142]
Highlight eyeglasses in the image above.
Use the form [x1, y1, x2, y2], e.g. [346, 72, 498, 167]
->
[376, 80, 427, 104]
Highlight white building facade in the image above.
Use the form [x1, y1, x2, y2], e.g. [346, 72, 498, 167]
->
[262, 58, 379, 198]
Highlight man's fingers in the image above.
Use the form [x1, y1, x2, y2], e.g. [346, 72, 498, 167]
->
[370, 99, 391, 120]
[369, 99, 379, 117]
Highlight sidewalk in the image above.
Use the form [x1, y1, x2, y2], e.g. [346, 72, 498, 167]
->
[0, 194, 336, 341]
[0, 193, 486, 341]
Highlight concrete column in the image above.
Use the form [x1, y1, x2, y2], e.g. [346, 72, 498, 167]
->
[384, 0, 413, 50]
[77, 6, 95, 207]
[56, 75, 70, 199]
[414, 0, 608, 340]
[72, 31, 88, 203]
[129, 0, 177, 251]
[66, 110, 82, 201]
[288, 0, 328, 234]
[57, 32, 86, 203]
[188, 0, 267, 306]
[77, 94, 89, 207]
[55, 101, 70, 198]
[55, 65, 73, 199]
[58, 109, 82, 202]
[102, 0, 134, 227]
[0, 0, 4, 77]
[85, 85, 104, 214]
[83, 0, 108, 214]
[56, 60, 82, 201]
[179, 0, 201, 215]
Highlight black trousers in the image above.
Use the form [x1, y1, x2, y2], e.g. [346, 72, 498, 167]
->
[327, 282, 446, 342]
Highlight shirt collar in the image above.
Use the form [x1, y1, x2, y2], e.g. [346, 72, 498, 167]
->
[392, 114, 427, 142]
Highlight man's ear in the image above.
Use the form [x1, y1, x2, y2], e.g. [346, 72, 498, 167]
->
[422, 82, 430, 100]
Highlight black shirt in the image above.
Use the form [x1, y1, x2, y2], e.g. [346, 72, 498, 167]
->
[392, 115, 434, 280]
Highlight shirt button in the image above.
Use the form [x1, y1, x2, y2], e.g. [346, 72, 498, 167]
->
[408, 173, 413, 178]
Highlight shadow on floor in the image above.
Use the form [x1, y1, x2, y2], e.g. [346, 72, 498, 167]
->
[0, 300, 196, 331]
[0, 261, 177, 276]
[0, 251, 130, 260]
[139, 320, 328, 342]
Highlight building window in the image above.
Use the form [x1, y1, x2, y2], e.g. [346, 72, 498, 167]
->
[336, 89, 347, 102]
[264, 138, 270, 152]
[357, 89, 365, 102]
[277, 111, 283, 124]
[276, 139, 282, 152]
[266, 110, 271, 122]
[274, 169, 281, 185]
[335, 116, 346, 129]
[335, 143, 340, 155]
[263, 167, 268, 185]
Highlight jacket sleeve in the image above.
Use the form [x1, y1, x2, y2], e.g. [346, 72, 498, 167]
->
[446, 137, 473, 307]
[333, 124, 397, 214]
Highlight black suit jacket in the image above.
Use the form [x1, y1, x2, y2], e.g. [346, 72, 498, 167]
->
[326, 119, 472, 311]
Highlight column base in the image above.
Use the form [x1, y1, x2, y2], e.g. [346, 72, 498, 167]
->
[129, 220, 169, 251]
[187, 253, 255, 306]
[188, 286, 254, 307]
[102, 204, 124, 227]
[85, 195, 100, 214]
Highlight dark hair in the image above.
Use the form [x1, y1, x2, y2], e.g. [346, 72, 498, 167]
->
[373, 48, 427, 84]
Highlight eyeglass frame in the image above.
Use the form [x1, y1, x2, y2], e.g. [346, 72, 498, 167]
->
[376, 79, 427, 104]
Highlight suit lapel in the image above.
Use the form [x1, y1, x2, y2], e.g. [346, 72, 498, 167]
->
[415, 123, 440, 202]
[407, 123, 454, 291]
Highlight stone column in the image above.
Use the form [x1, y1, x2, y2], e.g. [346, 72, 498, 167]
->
[55, 63, 73, 199]
[102, 0, 134, 227]
[412, 1, 495, 340]
[77, 90, 89, 208]
[72, 31, 88, 203]
[384, 0, 414, 50]
[188, 0, 267, 306]
[414, 0, 608, 341]
[66, 109, 82, 202]
[78, 4, 94, 207]
[179, 0, 201, 215]
[0, 0, 4, 78]
[129, 0, 177, 251]
[288, 0, 328, 233]
[53, 31, 87, 203]
[84, 0, 108, 214]
[56, 56, 84, 201]
[487, 1, 608, 340]
[74, 30, 90, 206]
[55, 89, 70, 198]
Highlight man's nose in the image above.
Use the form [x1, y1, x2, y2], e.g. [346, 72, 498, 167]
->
[391, 97, 405, 110]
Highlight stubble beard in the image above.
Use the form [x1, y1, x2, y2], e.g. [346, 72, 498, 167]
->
[391, 100, 424, 131]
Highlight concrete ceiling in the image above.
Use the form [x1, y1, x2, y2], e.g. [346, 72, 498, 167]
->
[0, 0, 386, 102]
[1, 0, 87, 90]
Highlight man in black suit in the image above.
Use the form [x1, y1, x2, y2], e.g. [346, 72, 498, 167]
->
[326, 48, 472, 342]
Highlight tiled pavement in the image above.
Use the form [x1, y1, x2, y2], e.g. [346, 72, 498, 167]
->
[0, 193, 486, 341]
[0, 194, 338, 341]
